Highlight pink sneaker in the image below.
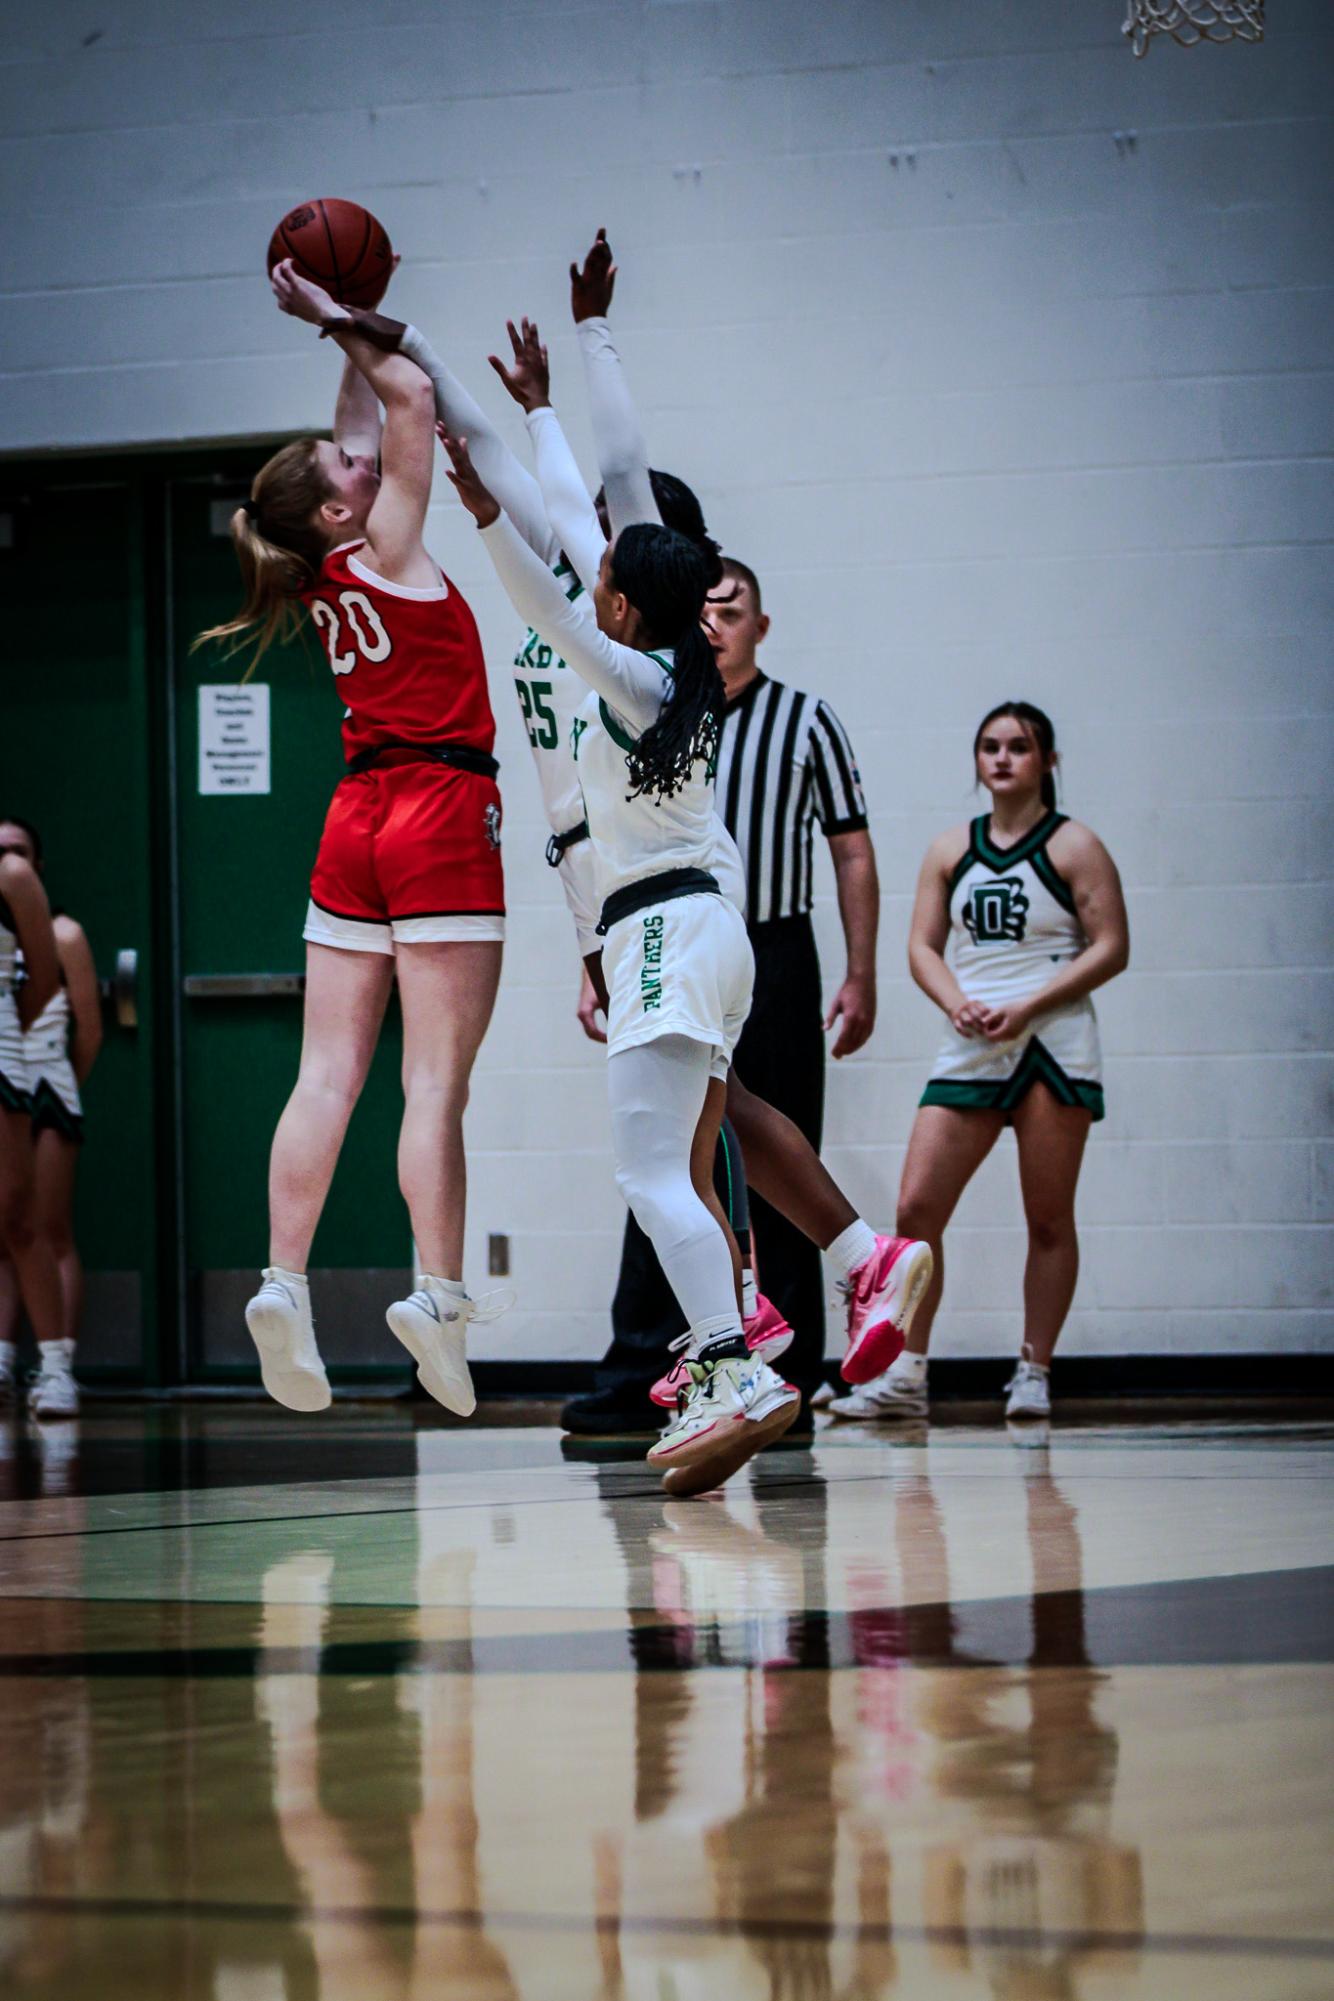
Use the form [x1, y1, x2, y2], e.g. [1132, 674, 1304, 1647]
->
[650, 1294, 794, 1410]
[839, 1236, 934, 1384]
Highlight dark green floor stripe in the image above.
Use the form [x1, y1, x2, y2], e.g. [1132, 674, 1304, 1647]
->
[0, 1891, 1328, 1961]
[1, 1566, 1328, 1676]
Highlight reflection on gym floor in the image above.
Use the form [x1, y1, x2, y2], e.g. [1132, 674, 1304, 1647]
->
[0, 1411, 1330, 1998]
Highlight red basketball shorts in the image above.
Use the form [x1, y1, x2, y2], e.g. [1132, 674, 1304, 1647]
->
[304, 761, 505, 953]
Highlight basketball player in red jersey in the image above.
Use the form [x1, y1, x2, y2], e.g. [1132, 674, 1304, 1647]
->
[198, 259, 503, 1419]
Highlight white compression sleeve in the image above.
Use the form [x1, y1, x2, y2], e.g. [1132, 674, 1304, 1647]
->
[478, 512, 668, 732]
[607, 1036, 743, 1337]
[575, 316, 661, 537]
[398, 324, 559, 564]
[523, 406, 606, 595]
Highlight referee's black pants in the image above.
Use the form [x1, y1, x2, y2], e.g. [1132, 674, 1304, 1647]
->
[596, 915, 827, 1404]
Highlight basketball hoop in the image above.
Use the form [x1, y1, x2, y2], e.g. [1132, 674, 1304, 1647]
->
[1123, 1, 1264, 57]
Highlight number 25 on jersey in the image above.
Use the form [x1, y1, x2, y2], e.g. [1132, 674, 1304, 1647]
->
[310, 591, 393, 677]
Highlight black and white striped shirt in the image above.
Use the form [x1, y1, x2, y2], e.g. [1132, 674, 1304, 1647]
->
[716, 673, 868, 925]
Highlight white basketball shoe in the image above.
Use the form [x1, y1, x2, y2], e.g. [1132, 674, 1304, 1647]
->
[1005, 1346, 1051, 1421]
[245, 1269, 331, 1413]
[828, 1350, 929, 1422]
[647, 1351, 800, 1498]
[387, 1277, 511, 1417]
[28, 1341, 80, 1419]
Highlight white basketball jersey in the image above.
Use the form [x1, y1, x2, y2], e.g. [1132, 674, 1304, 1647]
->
[511, 559, 589, 838]
[573, 650, 723, 913]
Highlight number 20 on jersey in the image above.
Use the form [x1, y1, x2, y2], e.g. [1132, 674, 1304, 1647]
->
[309, 591, 393, 676]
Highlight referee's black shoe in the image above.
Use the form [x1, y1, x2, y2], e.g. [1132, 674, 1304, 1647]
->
[560, 1386, 661, 1437]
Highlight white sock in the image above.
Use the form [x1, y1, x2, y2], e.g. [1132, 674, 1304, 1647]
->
[420, 1274, 468, 1300]
[741, 1270, 759, 1320]
[890, 1349, 927, 1380]
[266, 1265, 308, 1288]
[688, 1313, 746, 1360]
[0, 1340, 15, 1376]
[826, 1219, 878, 1281]
[40, 1339, 75, 1375]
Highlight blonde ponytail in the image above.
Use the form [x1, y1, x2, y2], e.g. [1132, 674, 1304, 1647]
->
[193, 438, 332, 671]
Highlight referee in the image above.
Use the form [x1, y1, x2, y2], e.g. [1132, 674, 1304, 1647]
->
[562, 556, 878, 1434]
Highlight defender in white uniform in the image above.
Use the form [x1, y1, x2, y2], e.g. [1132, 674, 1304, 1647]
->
[921, 809, 1104, 1120]
[442, 417, 800, 1495]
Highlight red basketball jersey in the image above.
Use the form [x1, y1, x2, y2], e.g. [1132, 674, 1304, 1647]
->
[301, 542, 495, 761]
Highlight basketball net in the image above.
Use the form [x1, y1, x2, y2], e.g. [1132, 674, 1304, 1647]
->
[1123, 0, 1264, 57]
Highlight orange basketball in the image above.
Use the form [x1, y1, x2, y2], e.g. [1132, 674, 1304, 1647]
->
[266, 198, 394, 309]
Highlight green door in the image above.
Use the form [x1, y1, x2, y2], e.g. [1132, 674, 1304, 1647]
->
[1, 454, 416, 1385]
[0, 475, 165, 1381]
[168, 470, 412, 1382]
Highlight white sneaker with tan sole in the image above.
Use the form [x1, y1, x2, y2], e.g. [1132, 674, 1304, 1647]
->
[245, 1269, 331, 1413]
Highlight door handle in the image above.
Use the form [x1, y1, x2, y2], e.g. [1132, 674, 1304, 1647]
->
[183, 973, 306, 999]
[113, 948, 138, 1030]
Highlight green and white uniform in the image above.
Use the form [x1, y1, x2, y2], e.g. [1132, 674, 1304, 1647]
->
[922, 811, 1104, 1120]
[511, 560, 603, 951]
[0, 898, 32, 1113]
[483, 510, 753, 1081]
[27, 980, 83, 1141]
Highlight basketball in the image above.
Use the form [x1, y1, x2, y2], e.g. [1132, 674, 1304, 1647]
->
[266, 198, 394, 309]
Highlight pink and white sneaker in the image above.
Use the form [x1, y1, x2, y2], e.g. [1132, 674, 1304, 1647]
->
[650, 1294, 794, 1410]
[839, 1236, 934, 1384]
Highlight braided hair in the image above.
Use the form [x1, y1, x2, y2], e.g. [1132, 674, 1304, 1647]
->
[973, 700, 1060, 809]
[610, 524, 724, 804]
[593, 469, 724, 590]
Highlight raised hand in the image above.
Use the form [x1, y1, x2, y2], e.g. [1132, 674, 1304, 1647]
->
[436, 428, 501, 527]
[569, 227, 617, 323]
[488, 317, 551, 413]
[270, 257, 346, 329]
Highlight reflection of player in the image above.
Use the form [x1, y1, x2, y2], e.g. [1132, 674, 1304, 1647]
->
[831, 703, 1129, 1428]
[867, 1464, 1144, 1997]
[0, 817, 102, 1419]
[197, 258, 504, 1419]
[258, 1541, 521, 2000]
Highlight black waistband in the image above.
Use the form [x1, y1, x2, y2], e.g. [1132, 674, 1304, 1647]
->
[344, 740, 499, 779]
[596, 867, 720, 937]
[545, 819, 589, 868]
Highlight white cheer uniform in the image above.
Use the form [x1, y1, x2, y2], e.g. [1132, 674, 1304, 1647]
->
[922, 811, 1104, 1120]
[27, 982, 83, 1140]
[0, 898, 32, 1114]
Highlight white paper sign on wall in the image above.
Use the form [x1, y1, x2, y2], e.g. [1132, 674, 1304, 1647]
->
[199, 684, 270, 795]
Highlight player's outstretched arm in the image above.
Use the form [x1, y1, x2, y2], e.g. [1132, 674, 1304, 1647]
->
[272, 259, 436, 584]
[441, 432, 666, 733]
[489, 317, 605, 593]
[570, 230, 660, 535]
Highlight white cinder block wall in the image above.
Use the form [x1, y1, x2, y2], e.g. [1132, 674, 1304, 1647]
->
[3, 2, 1330, 1361]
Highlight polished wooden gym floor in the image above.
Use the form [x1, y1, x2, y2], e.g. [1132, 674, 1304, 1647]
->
[0, 1405, 1330, 1999]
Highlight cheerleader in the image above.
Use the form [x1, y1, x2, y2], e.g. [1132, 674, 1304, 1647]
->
[830, 703, 1129, 1424]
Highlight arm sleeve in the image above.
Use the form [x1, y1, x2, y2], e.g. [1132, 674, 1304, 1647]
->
[808, 701, 870, 834]
[574, 316, 661, 536]
[397, 324, 560, 564]
[523, 406, 607, 596]
[478, 512, 669, 733]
